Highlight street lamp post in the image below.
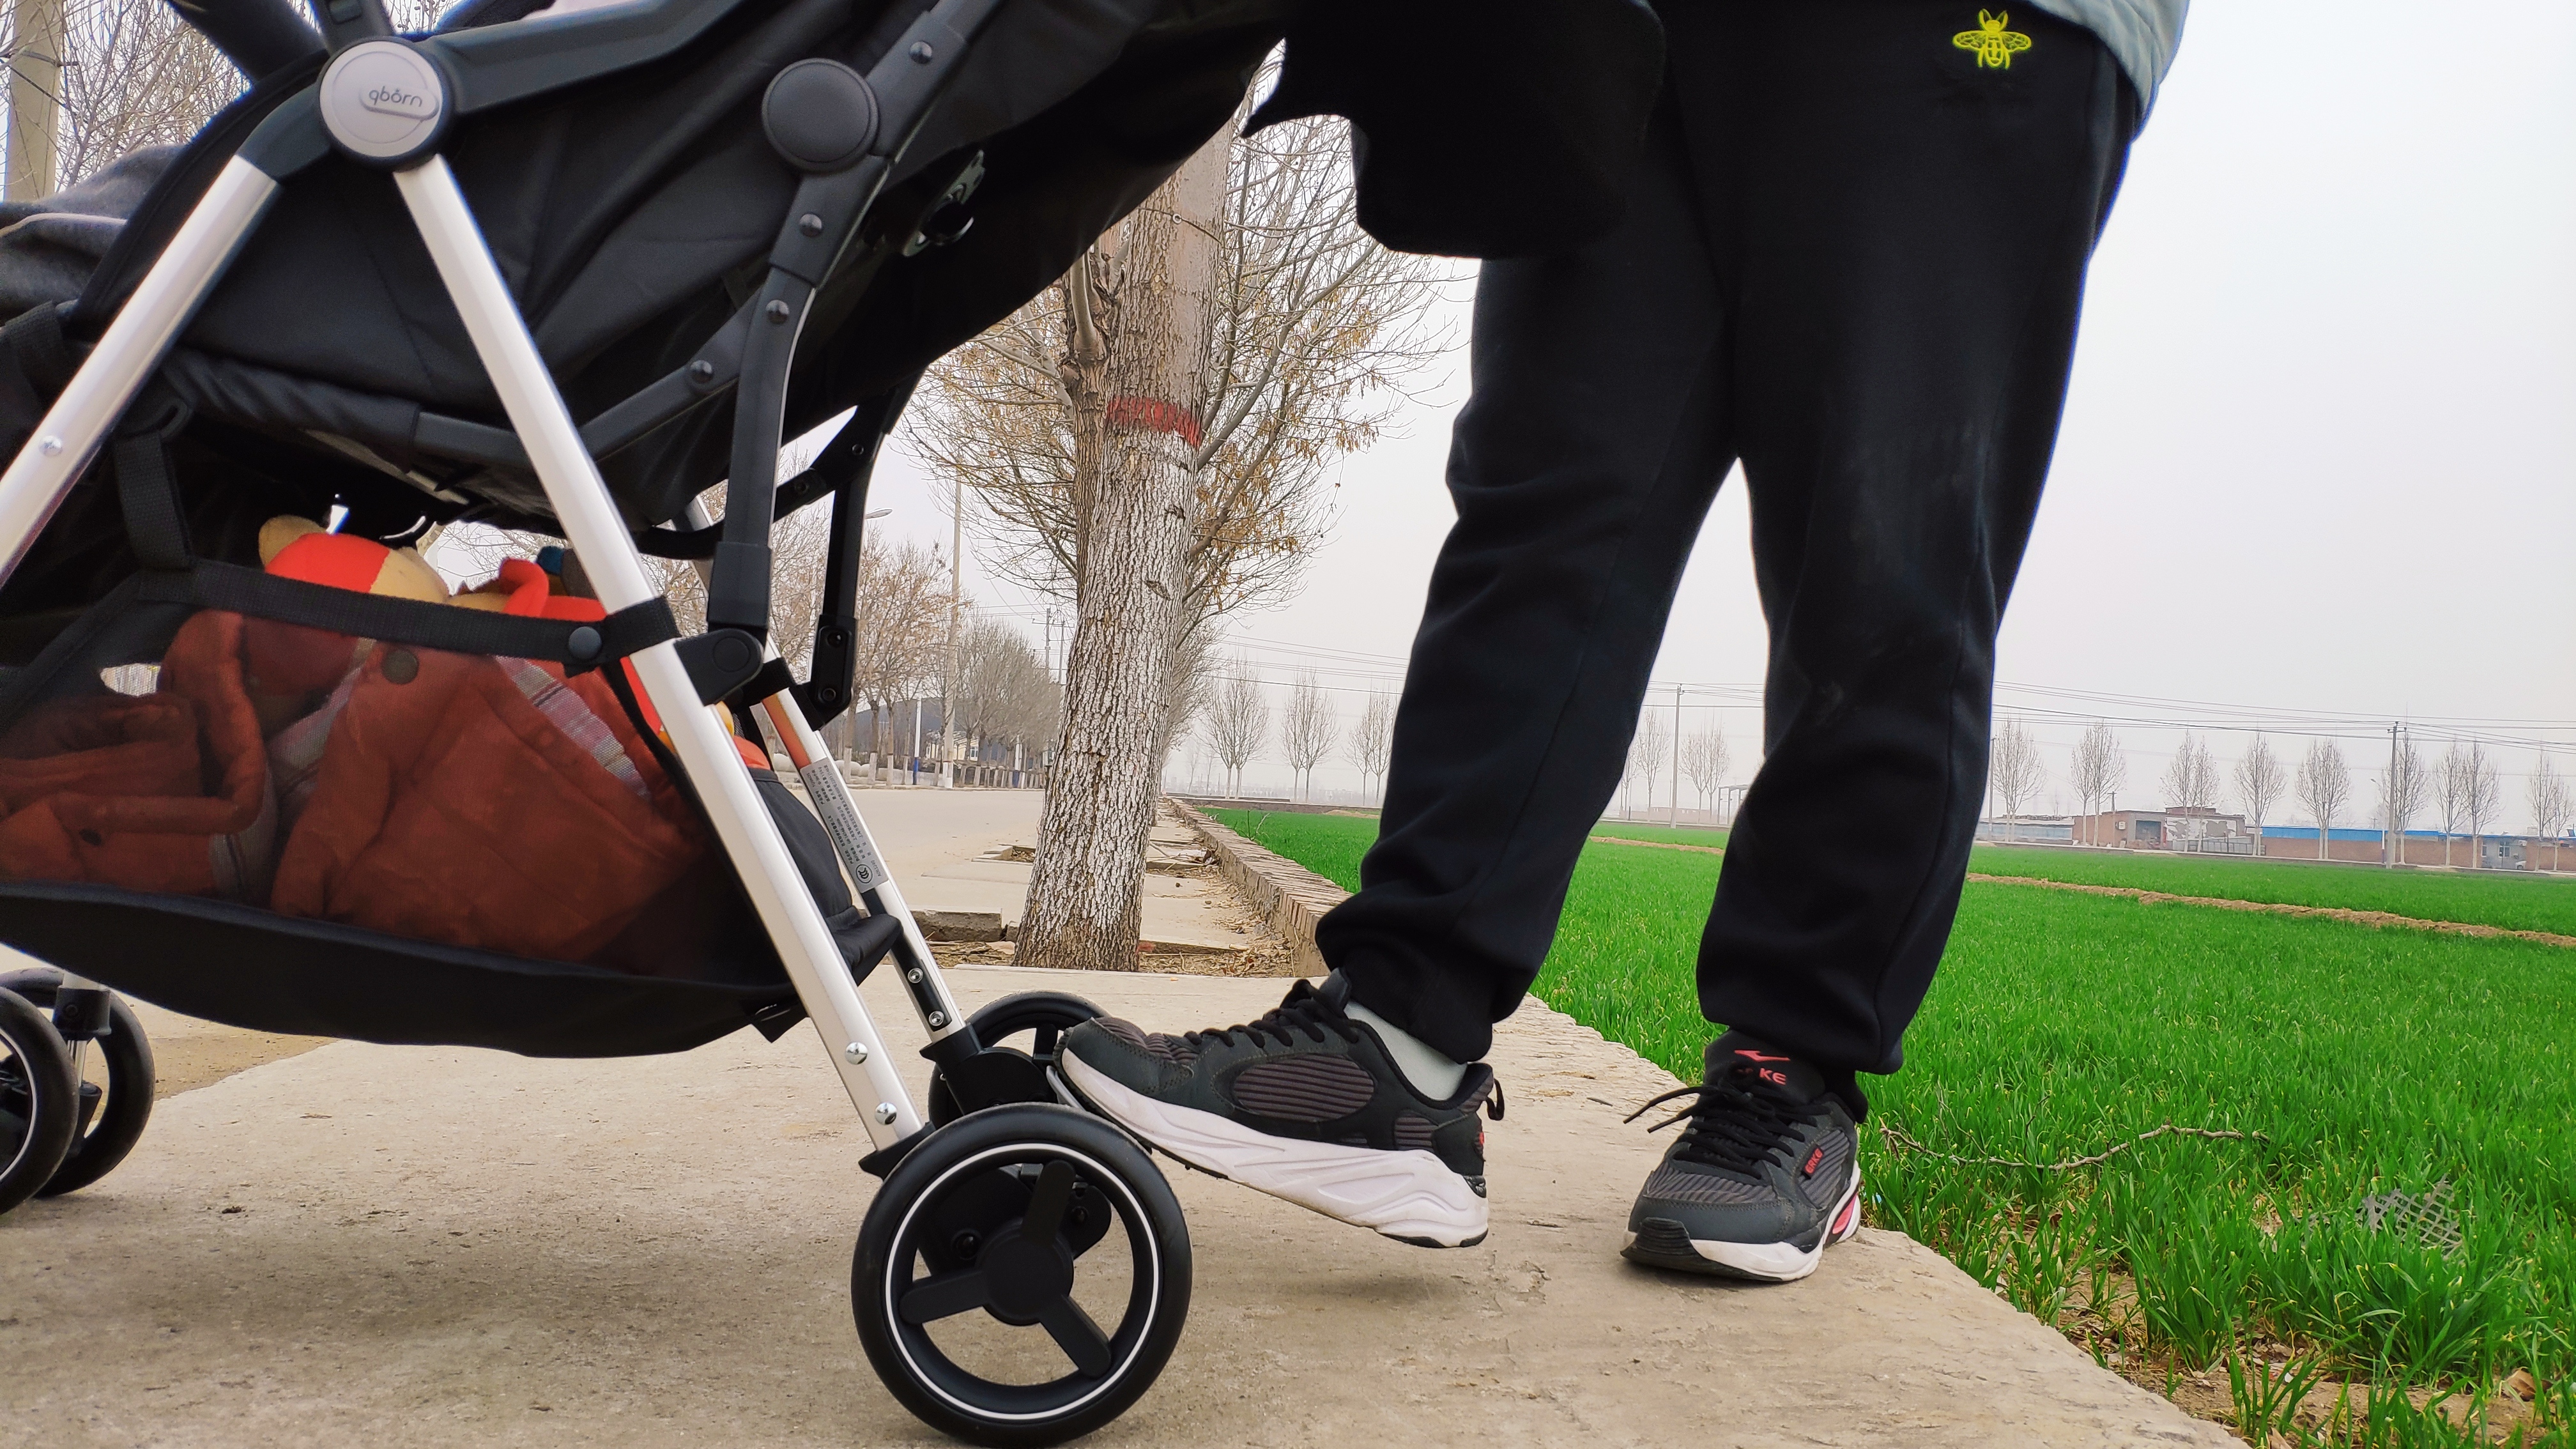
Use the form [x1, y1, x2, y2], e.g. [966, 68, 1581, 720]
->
[941, 478, 961, 787]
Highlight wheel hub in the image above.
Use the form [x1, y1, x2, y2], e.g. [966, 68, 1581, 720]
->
[977, 1227, 1076, 1324]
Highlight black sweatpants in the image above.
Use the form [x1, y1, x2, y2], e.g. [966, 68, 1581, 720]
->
[1319, 0, 2139, 1077]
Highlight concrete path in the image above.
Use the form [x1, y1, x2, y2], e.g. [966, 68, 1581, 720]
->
[842, 790, 1260, 950]
[1, 968, 2229, 1449]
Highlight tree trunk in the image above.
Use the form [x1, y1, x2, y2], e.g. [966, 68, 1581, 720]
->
[1020, 134, 1229, 971]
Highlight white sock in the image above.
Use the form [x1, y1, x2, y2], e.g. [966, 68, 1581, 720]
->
[1346, 1000, 1470, 1101]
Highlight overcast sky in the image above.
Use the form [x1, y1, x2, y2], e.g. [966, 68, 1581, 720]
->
[867, 0, 2576, 815]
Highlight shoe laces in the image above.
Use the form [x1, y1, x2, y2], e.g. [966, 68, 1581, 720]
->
[1179, 981, 1363, 1054]
[1625, 1060, 1818, 1179]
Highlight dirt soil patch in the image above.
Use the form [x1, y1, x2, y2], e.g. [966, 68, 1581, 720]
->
[1970, 871, 2576, 949]
[1579, 834, 2576, 950]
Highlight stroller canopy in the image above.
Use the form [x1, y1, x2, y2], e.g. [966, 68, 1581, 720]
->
[1, 0, 1284, 650]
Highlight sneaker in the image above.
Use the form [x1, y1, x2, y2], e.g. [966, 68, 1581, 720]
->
[1056, 975, 1500, 1248]
[1620, 1032, 1863, 1282]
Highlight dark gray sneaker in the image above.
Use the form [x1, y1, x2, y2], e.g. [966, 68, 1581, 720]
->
[1056, 975, 1499, 1248]
[1620, 1032, 1863, 1282]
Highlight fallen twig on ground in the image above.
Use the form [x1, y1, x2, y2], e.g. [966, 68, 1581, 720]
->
[1878, 1121, 2269, 1172]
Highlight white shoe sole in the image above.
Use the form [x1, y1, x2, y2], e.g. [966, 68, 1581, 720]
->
[1061, 1052, 1489, 1248]
[1622, 1163, 1863, 1283]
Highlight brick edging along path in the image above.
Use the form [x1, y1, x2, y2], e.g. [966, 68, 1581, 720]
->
[1169, 798, 1344, 976]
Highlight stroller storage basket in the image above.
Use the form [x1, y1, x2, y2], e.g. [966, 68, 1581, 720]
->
[0, 880, 846, 1055]
[0, 548, 894, 1053]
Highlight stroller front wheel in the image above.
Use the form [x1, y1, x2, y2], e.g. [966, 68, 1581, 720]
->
[854, 1102, 1191, 1447]
[0, 969, 155, 1198]
[0, 986, 80, 1215]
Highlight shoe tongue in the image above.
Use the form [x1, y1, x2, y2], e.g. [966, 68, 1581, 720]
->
[1706, 1032, 1828, 1104]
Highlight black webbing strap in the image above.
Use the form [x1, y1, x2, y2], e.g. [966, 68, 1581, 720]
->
[601, 654, 693, 787]
[112, 392, 195, 572]
[1, 302, 73, 396]
[137, 561, 680, 673]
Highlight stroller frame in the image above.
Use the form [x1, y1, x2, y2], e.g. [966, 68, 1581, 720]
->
[0, 0, 988, 1157]
[0, 0, 1204, 1439]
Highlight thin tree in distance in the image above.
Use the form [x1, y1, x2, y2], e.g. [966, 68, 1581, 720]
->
[2529, 754, 2570, 873]
[1988, 717, 2046, 842]
[2235, 735, 2287, 854]
[1280, 671, 1336, 802]
[1682, 725, 1731, 817]
[1344, 691, 1393, 805]
[2296, 739, 2352, 861]
[954, 617, 1063, 774]
[2162, 732, 2221, 809]
[2465, 744, 2503, 869]
[1625, 711, 1669, 822]
[2379, 738, 2428, 868]
[2433, 741, 2474, 868]
[1202, 663, 1269, 799]
[2072, 721, 2126, 847]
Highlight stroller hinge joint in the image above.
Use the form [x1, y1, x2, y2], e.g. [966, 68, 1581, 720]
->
[675, 627, 768, 705]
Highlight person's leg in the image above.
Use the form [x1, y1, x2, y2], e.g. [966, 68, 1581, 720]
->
[1315, 101, 1737, 1067]
[1689, 0, 2138, 1084]
[1059, 97, 1738, 1248]
[1620, 0, 2137, 1282]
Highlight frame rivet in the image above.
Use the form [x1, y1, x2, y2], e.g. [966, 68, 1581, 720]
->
[928, 1011, 947, 1029]
[908, 40, 934, 62]
[905, 968, 923, 985]
[765, 299, 792, 323]
[687, 359, 715, 384]
[876, 1103, 898, 1125]
[36, 436, 61, 456]
[843, 1041, 868, 1063]
[799, 212, 824, 237]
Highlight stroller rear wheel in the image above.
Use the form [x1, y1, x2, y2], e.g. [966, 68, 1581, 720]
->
[0, 987, 79, 1216]
[854, 1103, 1190, 1447]
[0, 969, 155, 1198]
[926, 992, 1104, 1126]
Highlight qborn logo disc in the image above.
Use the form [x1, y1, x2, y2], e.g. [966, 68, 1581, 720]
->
[321, 41, 448, 162]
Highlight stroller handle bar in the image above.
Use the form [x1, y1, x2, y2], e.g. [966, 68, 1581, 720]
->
[162, 0, 325, 79]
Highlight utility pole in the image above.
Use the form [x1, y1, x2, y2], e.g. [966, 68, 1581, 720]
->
[6, 0, 65, 201]
[941, 480, 962, 786]
[2384, 720, 2401, 868]
[1668, 684, 1682, 827]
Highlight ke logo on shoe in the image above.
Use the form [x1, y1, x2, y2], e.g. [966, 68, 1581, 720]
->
[1953, 9, 2033, 68]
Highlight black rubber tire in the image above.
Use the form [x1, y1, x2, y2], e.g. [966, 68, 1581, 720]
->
[927, 992, 1105, 1126]
[0, 986, 79, 1216]
[854, 1103, 1190, 1447]
[0, 969, 155, 1198]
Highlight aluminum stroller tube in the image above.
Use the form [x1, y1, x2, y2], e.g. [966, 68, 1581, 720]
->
[751, 686, 964, 1042]
[0, 158, 277, 588]
[390, 155, 923, 1149]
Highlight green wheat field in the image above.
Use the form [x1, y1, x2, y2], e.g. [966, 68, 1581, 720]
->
[1209, 808, 2573, 1446]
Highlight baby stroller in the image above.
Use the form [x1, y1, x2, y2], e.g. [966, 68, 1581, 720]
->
[0, 0, 1297, 1439]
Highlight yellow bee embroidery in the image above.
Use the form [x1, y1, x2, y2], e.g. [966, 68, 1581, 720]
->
[1953, 10, 2033, 68]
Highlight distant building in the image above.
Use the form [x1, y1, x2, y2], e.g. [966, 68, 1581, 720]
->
[2066, 805, 2255, 854]
[1999, 802, 2575, 870]
[1976, 815, 2072, 843]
